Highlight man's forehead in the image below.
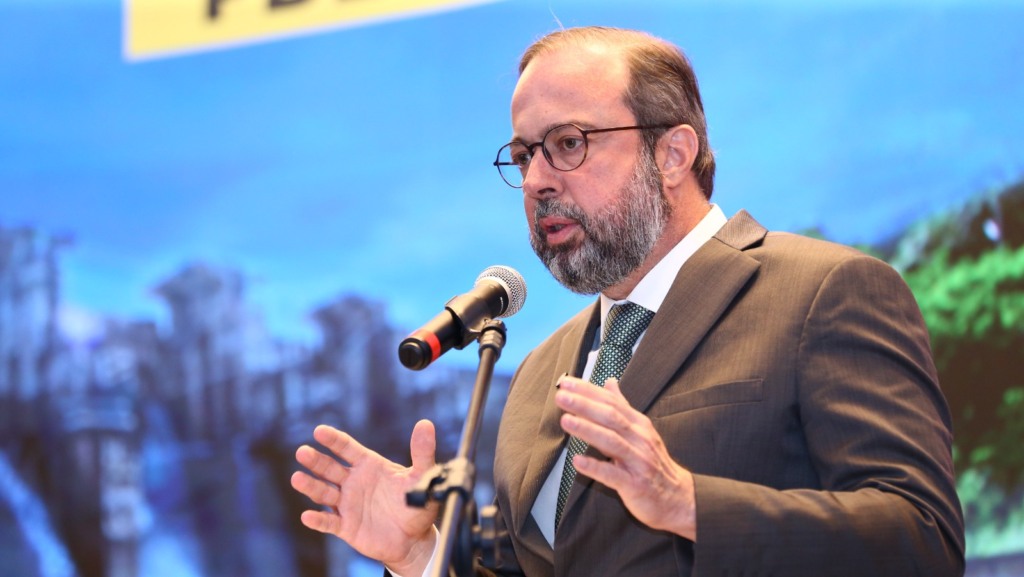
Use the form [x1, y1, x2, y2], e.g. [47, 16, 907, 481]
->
[510, 46, 632, 139]
[518, 42, 629, 88]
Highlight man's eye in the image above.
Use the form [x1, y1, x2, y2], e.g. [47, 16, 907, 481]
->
[511, 151, 532, 167]
[557, 137, 583, 152]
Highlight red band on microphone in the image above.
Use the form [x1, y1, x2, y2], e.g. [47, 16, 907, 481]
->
[411, 329, 442, 361]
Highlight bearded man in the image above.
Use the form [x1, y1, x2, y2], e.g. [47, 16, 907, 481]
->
[291, 26, 965, 577]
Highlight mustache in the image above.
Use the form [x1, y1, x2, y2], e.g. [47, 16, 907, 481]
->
[532, 199, 589, 235]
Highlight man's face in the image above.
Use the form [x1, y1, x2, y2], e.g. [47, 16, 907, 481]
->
[529, 149, 669, 295]
[510, 46, 668, 294]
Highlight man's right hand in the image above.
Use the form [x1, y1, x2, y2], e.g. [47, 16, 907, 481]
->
[291, 419, 440, 576]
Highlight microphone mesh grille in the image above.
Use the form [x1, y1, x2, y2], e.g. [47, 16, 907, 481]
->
[477, 265, 527, 318]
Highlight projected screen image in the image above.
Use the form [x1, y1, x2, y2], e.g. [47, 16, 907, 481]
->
[1, 1, 1022, 576]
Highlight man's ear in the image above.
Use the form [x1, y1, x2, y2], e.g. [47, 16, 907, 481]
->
[657, 124, 699, 189]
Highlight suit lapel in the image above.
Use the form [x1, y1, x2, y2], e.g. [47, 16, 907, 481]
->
[511, 304, 600, 544]
[620, 248, 759, 413]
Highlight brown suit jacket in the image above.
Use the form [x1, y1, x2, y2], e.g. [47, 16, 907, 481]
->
[487, 211, 964, 576]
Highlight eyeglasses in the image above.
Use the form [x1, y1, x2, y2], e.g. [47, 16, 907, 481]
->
[493, 123, 673, 188]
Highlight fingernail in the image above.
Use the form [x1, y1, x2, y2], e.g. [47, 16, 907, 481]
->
[555, 372, 569, 388]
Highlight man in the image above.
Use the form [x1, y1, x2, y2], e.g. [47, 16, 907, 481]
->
[291, 27, 965, 576]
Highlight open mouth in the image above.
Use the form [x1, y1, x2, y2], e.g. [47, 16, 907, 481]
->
[538, 216, 580, 245]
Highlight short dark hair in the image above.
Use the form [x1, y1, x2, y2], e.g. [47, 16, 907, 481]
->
[519, 27, 716, 199]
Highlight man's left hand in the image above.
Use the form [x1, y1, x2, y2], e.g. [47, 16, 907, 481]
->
[554, 375, 697, 541]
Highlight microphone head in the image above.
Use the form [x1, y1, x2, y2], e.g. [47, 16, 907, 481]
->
[476, 265, 527, 318]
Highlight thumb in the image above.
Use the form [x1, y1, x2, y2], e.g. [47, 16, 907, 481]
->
[409, 419, 437, 475]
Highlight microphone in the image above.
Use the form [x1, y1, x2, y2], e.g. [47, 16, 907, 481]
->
[398, 265, 527, 370]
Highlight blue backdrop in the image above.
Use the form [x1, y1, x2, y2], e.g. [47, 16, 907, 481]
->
[1, 1, 1022, 576]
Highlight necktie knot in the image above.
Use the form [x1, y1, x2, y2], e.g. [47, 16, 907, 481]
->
[601, 302, 655, 351]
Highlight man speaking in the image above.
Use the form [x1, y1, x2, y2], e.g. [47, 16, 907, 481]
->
[290, 26, 965, 576]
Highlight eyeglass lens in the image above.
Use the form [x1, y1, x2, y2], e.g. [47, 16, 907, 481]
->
[496, 124, 590, 187]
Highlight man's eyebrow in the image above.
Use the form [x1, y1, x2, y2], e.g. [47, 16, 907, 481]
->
[510, 121, 591, 144]
[508, 130, 539, 144]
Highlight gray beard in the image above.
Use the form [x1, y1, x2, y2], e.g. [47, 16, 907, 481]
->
[529, 151, 670, 295]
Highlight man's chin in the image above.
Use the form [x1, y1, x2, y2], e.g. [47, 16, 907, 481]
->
[537, 254, 601, 295]
[538, 235, 583, 255]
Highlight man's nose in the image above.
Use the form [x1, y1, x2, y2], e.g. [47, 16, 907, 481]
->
[521, 153, 561, 199]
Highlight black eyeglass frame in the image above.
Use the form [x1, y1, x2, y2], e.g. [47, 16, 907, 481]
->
[492, 123, 674, 188]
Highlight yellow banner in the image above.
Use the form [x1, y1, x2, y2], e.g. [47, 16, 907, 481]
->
[125, 0, 494, 60]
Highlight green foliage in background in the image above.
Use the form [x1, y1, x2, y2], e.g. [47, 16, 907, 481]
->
[890, 181, 1024, 552]
[904, 245, 1024, 489]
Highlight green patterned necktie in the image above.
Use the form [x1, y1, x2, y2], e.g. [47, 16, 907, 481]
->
[554, 301, 655, 529]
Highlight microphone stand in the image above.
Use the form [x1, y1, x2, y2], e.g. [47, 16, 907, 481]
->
[406, 319, 507, 577]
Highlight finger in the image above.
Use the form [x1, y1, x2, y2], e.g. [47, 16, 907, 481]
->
[313, 425, 373, 466]
[300, 508, 343, 537]
[556, 387, 634, 434]
[409, 419, 437, 476]
[558, 376, 630, 410]
[603, 377, 626, 399]
[296, 445, 350, 483]
[561, 412, 639, 464]
[291, 470, 342, 507]
[572, 452, 631, 489]
[556, 374, 590, 390]
[586, 378, 634, 412]
[596, 379, 641, 432]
